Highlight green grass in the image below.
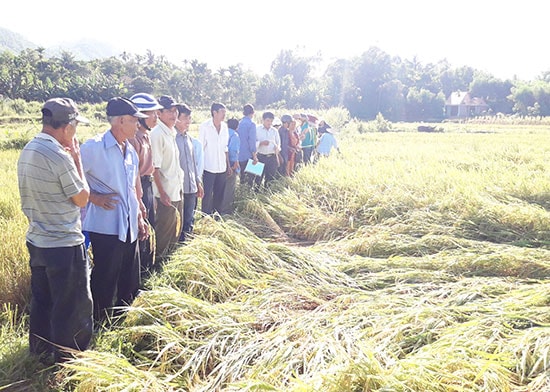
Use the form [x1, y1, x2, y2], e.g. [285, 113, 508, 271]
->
[3, 118, 550, 391]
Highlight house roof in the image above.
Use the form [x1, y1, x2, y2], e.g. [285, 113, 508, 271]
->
[446, 91, 488, 106]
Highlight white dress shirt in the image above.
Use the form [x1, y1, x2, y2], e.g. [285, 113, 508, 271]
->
[198, 119, 229, 173]
[256, 124, 281, 155]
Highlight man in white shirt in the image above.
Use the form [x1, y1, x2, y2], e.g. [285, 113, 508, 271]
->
[150, 95, 184, 259]
[255, 111, 281, 187]
[198, 102, 230, 215]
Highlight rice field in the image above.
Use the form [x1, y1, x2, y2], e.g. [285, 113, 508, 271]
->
[2, 121, 550, 391]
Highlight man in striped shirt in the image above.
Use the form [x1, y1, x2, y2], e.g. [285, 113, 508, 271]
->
[17, 98, 92, 363]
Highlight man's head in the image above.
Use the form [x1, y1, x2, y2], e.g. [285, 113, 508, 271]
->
[227, 118, 239, 131]
[41, 97, 89, 146]
[243, 104, 254, 117]
[281, 114, 292, 126]
[131, 93, 163, 130]
[210, 102, 226, 124]
[42, 98, 89, 129]
[262, 111, 274, 129]
[106, 97, 148, 142]
[175, 103, 192, 133]
[157, 95, 179, 128]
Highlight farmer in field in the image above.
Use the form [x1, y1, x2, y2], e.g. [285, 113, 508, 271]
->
[277, 114, 292, 176]
[287, 118, 301, 176]
[299, 113, 316, 164]
[129, 92, 163, 276]
[255, 111, 281, 187]
[18, 98, 92, 363]
[175, 103, 203, 241]
[150, 95, 184, 258]
[221, 118, 240, 214]
[80, 97, 149, 324]
[237, 104, 258, 186]
[199, 102, 230, 215]
[315, 126, 340, 157]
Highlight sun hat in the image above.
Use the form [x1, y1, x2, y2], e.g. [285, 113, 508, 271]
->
[130, 93, 163, 111]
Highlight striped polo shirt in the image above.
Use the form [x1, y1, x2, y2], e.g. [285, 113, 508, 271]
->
[17, 133, 86, 248]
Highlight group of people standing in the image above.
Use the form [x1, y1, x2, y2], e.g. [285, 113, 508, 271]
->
[17, 96, 339, 364]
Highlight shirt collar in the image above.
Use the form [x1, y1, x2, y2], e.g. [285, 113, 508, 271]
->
[36, 132, 64, 149]
[157, 120, 177, 137]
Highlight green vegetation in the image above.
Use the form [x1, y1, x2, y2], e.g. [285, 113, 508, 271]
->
[2, 117, 550, 391]
[3, 45, 550, 120]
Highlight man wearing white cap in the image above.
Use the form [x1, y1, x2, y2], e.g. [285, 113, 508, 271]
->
[129, 93, 163, 276]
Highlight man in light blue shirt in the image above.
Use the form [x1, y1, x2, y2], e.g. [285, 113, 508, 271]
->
[237, 104, 258, 186]
[315, 128, 340, 157]
[81, 97, 149, 323]
[221, 118, 240, 214]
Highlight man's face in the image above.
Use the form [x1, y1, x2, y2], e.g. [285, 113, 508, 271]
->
[263, 118, 273, 129]
[176, 113, 191, 133]
[61, 120, 78, 147]
[213, 108, 226, 123]
[159, 107, 178, 128]
[121, 115, 140, 140]
[142, 110, 159, 129]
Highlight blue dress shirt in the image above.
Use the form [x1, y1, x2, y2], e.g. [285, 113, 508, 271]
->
[237, 116, 256, 162]
[81, 130, 140, 243]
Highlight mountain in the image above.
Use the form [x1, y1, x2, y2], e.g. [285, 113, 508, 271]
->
[0, 26, 37, 52]
[0, 26, 119, 60]
[46, 39, 120, 61]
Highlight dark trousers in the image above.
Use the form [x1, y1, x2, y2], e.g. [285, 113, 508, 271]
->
[27, 242, 93, 362]
[256, 153, 278, 187]
[221, 167, 237, 214]
[89, 232, 139, 323]
[140, 176, 155, 226]
[302, 147, 314, 164]
[139, 176, 155, 277]
[180, 192, 198, 240]
[239, 160, 255, 186]
[202, 170, 227, 215]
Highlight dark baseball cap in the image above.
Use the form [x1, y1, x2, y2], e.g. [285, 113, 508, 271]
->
[106, 97, 148, 118]
[41, 98, 90, 124]
[158, 95, 179, 110]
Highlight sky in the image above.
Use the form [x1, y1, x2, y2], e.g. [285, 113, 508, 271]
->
[1, 0, 549, 81]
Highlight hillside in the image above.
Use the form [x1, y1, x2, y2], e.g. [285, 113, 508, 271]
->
[0, 26, 118, 60]
[0, 27, 36, 52]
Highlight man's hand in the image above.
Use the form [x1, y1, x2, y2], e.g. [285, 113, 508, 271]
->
[90, 193, 119, 210]
[159, 192, 171, 207]
[138, 216, 149, 241]
[259, 140, 270, 146]
[196, 183, 204, 199]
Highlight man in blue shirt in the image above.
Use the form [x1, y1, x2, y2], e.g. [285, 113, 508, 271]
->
[237, 104, 258, 186]
[81, 97, 149, 323]
[222, 118, 240, 214]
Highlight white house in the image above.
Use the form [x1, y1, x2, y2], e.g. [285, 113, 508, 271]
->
[445, 91, 489, 118]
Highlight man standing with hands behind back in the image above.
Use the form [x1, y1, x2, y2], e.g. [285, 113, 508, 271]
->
[18, 98, 92, 363]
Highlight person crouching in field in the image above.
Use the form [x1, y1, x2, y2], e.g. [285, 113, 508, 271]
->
[80, 97, 149, 324]
[315, 127, 340, 157]
[17, 98, 92, 363]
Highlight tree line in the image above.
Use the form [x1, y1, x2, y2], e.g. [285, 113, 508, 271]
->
[1, 46, 549, 121]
